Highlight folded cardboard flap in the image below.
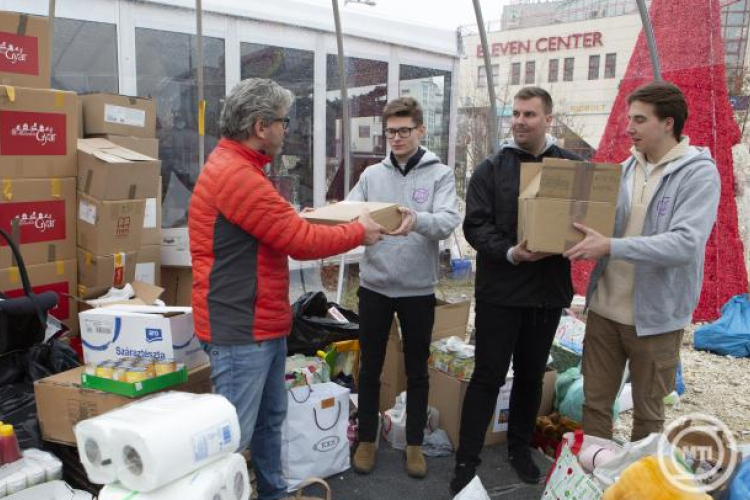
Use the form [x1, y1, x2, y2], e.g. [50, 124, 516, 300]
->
[78, 137, 157, 162]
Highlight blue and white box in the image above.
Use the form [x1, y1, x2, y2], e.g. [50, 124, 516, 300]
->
[79, 305, 208, 369]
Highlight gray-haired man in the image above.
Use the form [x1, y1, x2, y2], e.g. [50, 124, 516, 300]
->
[189, 78, 383, 500]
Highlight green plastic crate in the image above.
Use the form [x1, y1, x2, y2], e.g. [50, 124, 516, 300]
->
[81, 366, 188, 398]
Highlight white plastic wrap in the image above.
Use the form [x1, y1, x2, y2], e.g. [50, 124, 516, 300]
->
[99, 453, 250, 500]
[74, 392, 240, 492]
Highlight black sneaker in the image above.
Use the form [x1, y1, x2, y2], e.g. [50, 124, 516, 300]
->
[508, 452, 542, 484]
[449, 463, 476, 495]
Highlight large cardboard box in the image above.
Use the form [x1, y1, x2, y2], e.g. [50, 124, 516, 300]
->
[518, 159, 621, 253]
[428, 367, 557, 448]
[81, 93, 156, 138]
[160, 266, 192, 306]
[0, 12, 50, 88]
[380, 299, 471, 412]
[98, 134, 159, 159]
[136, 245, 161, 286]
[0, 259, 77, 333]
[161, 227, 191, 267]
[77, 248, 137, 299]
[34, 363, 211, 446]
[0, 86, 78, 178]
[301, 201, 402, 233]
[77, 138, 160, 201]
[77, 192, 145, 255]
[0, 177, 76, 268]
[79, 305, 208, 369]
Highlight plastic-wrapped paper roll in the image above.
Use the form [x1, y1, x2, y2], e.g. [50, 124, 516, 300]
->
[99, 453, 251, 500]
[112, 393, 241, 492]
[75, 394, 196, 484]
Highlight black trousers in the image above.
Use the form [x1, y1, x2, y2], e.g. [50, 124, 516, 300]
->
[456, 302, 560, 466]
[356, 287, 435, 445]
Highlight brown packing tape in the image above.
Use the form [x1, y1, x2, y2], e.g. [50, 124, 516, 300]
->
[10, 218, 20, 267]
[17, 14, 28, 36]
[56, 261, 65, 276]
[84, 170, 93, 195]
[9, 267, 19, 285]
[564, 200, 589, 250]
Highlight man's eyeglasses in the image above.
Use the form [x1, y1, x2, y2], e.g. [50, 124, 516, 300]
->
[384, 126, 418, 139]
[271, 117, 291, 130]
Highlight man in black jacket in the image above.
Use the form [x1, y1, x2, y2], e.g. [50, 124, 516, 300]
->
[450, 87, 581, 494]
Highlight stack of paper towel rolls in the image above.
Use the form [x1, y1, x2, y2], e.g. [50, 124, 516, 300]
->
[74, 392, 249, 499]
[99, 453, 250, 500]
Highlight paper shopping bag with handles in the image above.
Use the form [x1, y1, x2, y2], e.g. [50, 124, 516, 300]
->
[282, 382, 350, 491]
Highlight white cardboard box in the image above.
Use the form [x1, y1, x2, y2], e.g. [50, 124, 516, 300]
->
[79, 305, 207, 369]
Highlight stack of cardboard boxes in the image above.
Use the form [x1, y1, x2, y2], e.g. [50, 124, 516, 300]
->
[76, 93, 161, 298]
[0, 11, 79, 333]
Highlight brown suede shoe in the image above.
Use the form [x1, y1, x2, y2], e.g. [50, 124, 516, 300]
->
[405, 445, 427, 478]
[352, 442, 377, 474]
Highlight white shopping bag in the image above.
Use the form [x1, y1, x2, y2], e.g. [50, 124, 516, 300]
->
[282, 382, 350, 491]
[453, 476, 491, 500]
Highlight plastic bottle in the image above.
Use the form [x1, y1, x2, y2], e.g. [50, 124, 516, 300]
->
[0, 425, 22, 465]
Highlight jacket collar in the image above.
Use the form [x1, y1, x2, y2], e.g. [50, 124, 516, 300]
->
[217, 138, 272, 170]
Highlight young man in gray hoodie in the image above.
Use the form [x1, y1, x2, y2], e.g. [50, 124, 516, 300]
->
[348, 97, 460, 478]
[565, 82, 720, 441]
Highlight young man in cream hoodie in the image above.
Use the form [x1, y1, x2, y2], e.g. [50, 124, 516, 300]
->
[347, 97, 461, 478]
[565, 82, 720, 441]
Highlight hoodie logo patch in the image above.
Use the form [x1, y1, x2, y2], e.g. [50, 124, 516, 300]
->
[413, 188, 430, 204]
[657, 196, 672, 216]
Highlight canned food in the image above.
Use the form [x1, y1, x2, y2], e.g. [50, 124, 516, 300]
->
[154, 360, 177, 376]
[137, 360, 156, 378]
[95, 362, 115, 379]
[113, 367, 128, 382]
[125, 367, 151, 384]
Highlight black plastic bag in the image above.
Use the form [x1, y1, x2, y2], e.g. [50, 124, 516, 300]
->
[287, 291, 359, 356]
[0, 340, 80, 449]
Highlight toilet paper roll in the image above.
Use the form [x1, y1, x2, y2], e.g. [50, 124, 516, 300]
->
[99, 453, 250, 500]
[111, 393, 241, 492]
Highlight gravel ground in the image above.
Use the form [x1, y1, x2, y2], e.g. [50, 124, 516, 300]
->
[614, 325, 750, 445]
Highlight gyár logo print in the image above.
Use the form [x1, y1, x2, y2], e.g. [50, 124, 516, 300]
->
[0, 111, 66, 156]
[0, 32, 39, 75]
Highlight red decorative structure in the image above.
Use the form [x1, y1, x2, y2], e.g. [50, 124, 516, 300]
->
[572, 0, 747, 321]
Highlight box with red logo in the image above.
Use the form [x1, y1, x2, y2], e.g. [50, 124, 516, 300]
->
[0, 12, 50, 88]
[0, 178, 76, 268]
[0, 258, 77, 333]
[77, 192, 145, 255]
[81, 93, 156, 138]
[0, 86, 78, 178]
[77, 248, 137, 299]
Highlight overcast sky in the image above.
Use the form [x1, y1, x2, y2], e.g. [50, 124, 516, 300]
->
[299, 0, 512, 30]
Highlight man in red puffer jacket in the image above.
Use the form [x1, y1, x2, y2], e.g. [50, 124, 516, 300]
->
[189, 78, 384, 500]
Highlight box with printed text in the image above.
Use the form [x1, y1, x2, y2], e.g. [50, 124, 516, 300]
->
[0, 177, 75, 268]
[0, 86, 77, 178]
[0, 11, 50, 88]
[79, 305, 207, 369]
